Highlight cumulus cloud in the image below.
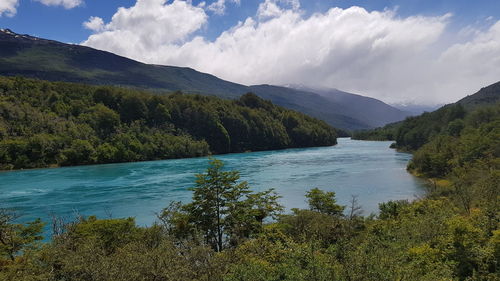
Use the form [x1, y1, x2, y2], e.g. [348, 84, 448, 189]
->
[433, 21, 500, 101]
[83, 0, 500, 104]
[0, 0, 19, 17]
[83, 16, 105, 32]
[257, 0, 299, 19]
[83, 0, 207, 60]
[35, 0, 84, 9]
[208, 0, 240, 15]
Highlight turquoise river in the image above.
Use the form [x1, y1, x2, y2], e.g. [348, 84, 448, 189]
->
[0, 138, 426, 235]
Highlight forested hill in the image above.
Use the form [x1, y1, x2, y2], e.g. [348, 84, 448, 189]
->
[0, 28, 409, 131]
[353, 80, 500, 150]
[457, 81, 500, 109]
[0, 77, 337, 170]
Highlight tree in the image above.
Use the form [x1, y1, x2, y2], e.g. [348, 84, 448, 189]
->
[62, 139, 96, 165]
[168, 159, 282, 251]
[89, 104, 120, 138]
[185, 158, 250, 251]
[120, 94, 148, 123]
[378, 200, 409, 220]
[306, 188, 345, 216]
[0, 209, 44, 261]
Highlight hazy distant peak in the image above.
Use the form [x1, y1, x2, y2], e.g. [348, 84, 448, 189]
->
[389, 103, 444, 115]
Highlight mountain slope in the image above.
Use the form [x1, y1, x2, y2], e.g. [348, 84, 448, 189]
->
[248, 85, 369, 130]
[0, 28, 408, 130]
[0, 28, 248, 98]
[289, 86, 412, 128]
[390, 103, 442, 116]
[353, 80, 500, 149]
[457, 80, 500, 109]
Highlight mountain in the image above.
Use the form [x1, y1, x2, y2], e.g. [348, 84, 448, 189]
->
[0, 28, 409, 130]
[457, 80, 500, 109]
[287, 85, 412, 128]
[248, 85, 369, 130]
[389, 103, 442, 116]
[0, 28, 247, 99]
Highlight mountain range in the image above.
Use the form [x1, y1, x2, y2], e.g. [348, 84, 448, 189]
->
[0, 28, 413, 130]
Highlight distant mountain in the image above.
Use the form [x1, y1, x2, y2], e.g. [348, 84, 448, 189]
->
[248, 85, 370, 130]
[288, 85, 412, 128]
[0, 28, 410, 130]
[389, 103, 442, 116]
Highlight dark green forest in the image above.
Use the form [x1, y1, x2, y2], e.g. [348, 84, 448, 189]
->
[353, 103, 470, 150]
[0, 77, 336, 170]
[0, 98, 498, 280]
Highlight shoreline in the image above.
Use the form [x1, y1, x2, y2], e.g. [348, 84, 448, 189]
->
[0, 142, 339, 173]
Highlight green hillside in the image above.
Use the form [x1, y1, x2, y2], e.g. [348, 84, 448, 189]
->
[0, 77, 336, 170]
[0, 31, 246, 98]
[458, 81, 500, 109]
[353, 81, 500, 150]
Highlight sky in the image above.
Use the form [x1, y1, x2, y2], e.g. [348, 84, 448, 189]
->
[1, 0, 500, 105]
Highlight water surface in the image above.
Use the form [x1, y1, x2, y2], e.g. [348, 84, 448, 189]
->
[0, 138, 425, 233]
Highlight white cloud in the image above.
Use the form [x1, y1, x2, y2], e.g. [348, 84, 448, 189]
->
[257, 0, 299, 20]
[35, 0, 83, 9]
[434, 21, 500, 101]
[83, 16, 105, 32]
[83, 0, 207, 60]
[0, 0, 19, 17]
[83, 1, 500, 105]
[208, 0, 240, 15]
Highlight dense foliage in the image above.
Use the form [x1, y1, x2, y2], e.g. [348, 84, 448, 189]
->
[351, 121, 400, 141]
[0, 77, 337, 170]
[409, 104, 499, 178]
[353, 81, 500, 151]
[352, 103, 468, 148]
[393, 103, 468, 151]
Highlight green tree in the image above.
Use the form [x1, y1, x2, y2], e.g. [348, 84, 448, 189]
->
[0, 210, 44, 261]
[169, 159, 283, 251]
[185, 158, 251, 251]
[88, 104, 120, 138]
[120, 94, 148, 123]
[306, 188, 345, 216]
[62, 139, 97, 165]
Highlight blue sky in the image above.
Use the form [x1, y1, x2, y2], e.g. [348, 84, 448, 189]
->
[1, 0, 500, 104]
[1, 0, 498, 44]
